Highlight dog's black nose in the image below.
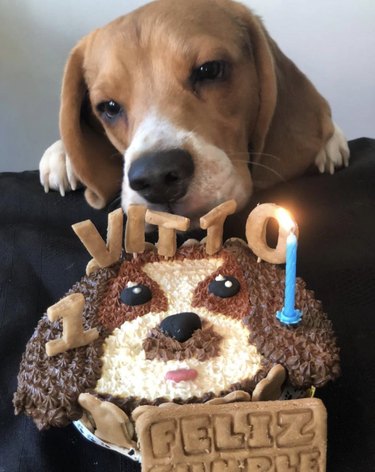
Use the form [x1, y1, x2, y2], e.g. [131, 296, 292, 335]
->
[128, 149, 194, 204]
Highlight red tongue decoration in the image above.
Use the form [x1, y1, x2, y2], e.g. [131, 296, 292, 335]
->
[165, 368, 198, 383]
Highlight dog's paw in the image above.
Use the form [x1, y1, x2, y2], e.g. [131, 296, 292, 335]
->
[39, 140, 80, 196]
[315, 123, 350, 174]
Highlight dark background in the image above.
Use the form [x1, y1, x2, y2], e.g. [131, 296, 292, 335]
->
[1, 138, 374, 471]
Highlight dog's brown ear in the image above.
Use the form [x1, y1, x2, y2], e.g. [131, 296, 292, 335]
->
[59, 35, 123, 209]
[232, 3, 334, 188]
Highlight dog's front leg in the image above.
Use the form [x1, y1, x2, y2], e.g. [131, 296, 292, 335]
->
[315, 123, 350, 174]
[39, 139, 80, 196]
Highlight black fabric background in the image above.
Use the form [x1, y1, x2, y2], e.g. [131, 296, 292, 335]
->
[1, 138, 374, 471]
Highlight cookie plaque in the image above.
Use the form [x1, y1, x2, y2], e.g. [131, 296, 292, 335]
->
[134, 398, 327, 472]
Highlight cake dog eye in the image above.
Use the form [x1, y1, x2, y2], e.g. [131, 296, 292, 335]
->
[120, 284, 152, 306]
[208, 275, 240, 298]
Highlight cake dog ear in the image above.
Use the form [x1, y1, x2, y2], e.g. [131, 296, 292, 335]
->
[59, 34, 123, 209]
[232, 3, 334, 188]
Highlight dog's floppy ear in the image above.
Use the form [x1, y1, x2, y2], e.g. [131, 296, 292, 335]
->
[232, 3, 334, 188]
[59, 35, 123, 209]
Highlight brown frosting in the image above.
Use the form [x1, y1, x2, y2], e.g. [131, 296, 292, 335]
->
[191, 251, 251, 320]
[13, 266, 117, 429]
[143, 322, 222, 362]
[14, 239, 340, 431]
[223, 239, 341, 388]
[97, 258, 168, 331]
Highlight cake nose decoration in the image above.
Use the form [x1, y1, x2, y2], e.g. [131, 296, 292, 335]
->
[160, 312, 202, 342]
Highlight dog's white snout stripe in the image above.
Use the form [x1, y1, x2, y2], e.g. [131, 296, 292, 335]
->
[125, 113, 193, 166]
[121, 112, 250, 221]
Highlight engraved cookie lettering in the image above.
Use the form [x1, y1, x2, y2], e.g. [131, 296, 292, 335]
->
[247, 413, 273, 448]
[150, 419, 177, 458]
[298, 450, 321, 471]
[274, 454, 298, 471]
[135, 400, 327, 472]
[276, 409, 314, 448]
[245, 456, 272, 471]
[213, 414, 244, 451]
[175, 464, 206, 472]
[181, 415, 211, 455]
[211, 459, 242, 472]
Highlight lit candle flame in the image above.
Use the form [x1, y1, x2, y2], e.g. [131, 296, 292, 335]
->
[276, 208, 296, 233]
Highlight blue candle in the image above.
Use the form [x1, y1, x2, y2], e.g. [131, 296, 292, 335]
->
[276, 228, 302, 325]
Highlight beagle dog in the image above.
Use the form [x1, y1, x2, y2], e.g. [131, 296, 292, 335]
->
[40, 0, 349, 228]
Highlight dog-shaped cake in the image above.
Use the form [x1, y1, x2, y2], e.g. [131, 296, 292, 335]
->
[14, 202, 340, 455]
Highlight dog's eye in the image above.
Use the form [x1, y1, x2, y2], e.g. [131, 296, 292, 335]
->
[120, 284, 152, 306]
[208, 275, 240, 298]
[191, 61, 227, 83]
[97, 100, 122, 120]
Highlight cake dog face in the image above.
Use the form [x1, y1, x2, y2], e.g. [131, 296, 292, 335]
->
[94, 245, 265, 404]
[14, 207, 340, 439]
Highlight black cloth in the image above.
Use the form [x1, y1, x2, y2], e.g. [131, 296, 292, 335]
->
[1, 138, 374, 472]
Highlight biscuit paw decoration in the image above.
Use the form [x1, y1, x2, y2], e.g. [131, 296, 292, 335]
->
[14, 201, 340, 470]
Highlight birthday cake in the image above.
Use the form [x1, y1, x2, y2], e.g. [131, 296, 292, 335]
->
[14, 202, 340, 464]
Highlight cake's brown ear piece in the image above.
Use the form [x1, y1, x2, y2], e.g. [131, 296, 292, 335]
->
[60, 34, 123, 209]
[78, 393, 136, 449]
[206, 390, 251, 405]
[229, 2, 334, 188]
[72, 208, 124, 274]
[252, 364, 287, 402]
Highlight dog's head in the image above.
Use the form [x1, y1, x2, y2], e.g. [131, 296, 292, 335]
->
[60, 0, 333, 226]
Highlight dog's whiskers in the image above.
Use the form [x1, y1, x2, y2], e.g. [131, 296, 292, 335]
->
[248, 161, 285, 182]
[226, 151, 285, 183]
[249, 151, 282, 162]
[227, 151, 281, 162]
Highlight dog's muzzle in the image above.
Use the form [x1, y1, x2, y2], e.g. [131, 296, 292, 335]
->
[128, 149, 194, 204]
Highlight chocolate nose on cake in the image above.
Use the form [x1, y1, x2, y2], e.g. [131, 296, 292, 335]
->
[160, 312, 202, 342]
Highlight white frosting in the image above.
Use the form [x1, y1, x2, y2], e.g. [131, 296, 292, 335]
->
[95, 257, 263, 401]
